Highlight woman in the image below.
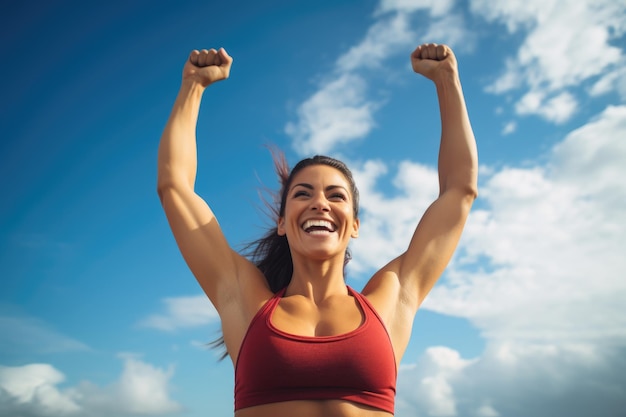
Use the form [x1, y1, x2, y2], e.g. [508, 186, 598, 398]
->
[157, 43, 478, 416]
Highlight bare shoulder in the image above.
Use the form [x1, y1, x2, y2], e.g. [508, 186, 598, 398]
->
[235, 258, 275, 318]
[215, 254, 274, 323]
[218, 257, 275, 363]
[361, 258, 417, 362]
[361, 258, 411, 322]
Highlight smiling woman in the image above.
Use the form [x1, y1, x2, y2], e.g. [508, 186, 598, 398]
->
[156, 43, 478, 416]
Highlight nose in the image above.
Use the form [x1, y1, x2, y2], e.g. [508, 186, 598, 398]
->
[310, 193, 330, 212]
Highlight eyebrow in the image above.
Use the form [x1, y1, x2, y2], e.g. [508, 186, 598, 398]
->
[291, 183, 349, 193]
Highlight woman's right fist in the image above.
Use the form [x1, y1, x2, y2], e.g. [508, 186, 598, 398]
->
[183, 48, 233, 87]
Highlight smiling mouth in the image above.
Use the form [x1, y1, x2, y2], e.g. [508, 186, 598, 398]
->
[302, 219, 337, 234]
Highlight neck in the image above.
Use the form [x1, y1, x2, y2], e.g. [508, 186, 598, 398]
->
[287, 254, 348, 303]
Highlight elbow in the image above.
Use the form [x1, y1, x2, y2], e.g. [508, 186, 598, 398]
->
[156, 178, 169, 204]
[466, 182, 479, 201]
[156, 170, 194, 203]
[455, 184, 478, 207]
[156, 170, 169, 200]
[156, 184, 166, 204]
[156, 172, 182, 204]
[441, 175, 478, 201]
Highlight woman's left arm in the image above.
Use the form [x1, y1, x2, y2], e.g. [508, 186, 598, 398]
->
[361, 44, 477, 364]
[405, 43, 478, 307]
[375, 44, 478, 313]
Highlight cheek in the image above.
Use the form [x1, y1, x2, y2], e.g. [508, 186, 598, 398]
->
[280, 204, 302, 229]
[341, 207, 357, 227]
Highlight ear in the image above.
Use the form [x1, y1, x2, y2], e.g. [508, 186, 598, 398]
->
[277, 216, 286, 236]
[351, 218, 360, 239]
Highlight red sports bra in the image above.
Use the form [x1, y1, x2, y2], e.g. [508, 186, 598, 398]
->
[234, 286, 397, 414]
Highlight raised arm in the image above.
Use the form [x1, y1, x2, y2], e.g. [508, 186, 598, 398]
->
[399, 43, 478, 307]
[157, 49, 265, 312]
[158, 49, 231, 193]
[365, 44, 478, 325]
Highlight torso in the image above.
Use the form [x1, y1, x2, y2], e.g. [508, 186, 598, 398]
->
[215, 256, 413, 417]
[223, 268, 407, 370]
[232, 285, 397, 416]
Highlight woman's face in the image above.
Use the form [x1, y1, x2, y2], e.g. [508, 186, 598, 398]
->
[277, 164, 359, 263]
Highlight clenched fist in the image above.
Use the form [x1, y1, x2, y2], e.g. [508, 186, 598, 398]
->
[410, 43, 458, 82]
[182, 48, 233, 87]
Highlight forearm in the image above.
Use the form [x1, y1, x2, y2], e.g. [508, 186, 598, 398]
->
[157, 80, 206, 193]
[435, 72, 478, 196]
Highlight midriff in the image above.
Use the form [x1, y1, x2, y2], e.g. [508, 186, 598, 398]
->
[235, 399, 394, 417]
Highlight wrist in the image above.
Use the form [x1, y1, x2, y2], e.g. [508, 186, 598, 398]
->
[179, 79, 207, 97]
[433, 69, 461, 90]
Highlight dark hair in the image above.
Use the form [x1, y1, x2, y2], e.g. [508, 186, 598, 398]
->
[211, 149, 360, 359]
[252, 150, 360, 292]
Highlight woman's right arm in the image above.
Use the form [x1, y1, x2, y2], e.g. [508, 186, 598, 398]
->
[157, 49, 267, 314]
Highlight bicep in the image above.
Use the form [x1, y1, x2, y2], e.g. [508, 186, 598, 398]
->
[362, 189, 475, 362]
[397, 188, 475, 308]
[159, 185, 242, 307]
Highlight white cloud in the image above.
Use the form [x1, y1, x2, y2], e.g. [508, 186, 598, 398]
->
[421, 13, 476, 53]
[424, 105, 626, 343]
[349, 105, 626, 344]
[397, 347, 476, 417]
[589, 63, 626, 100]
[473, 0, 626, 122]
[552, 105, 626, 197]
[0, 356, 182, 417]
[396, 342, 626, 417]
[285, 0, 474, 156]
[515, 91, 578, 124]
[501, 121, 516, 135]
[283, 3, 626, 414]
[0, 364, 80, 416]
[139, 295, 219, 331]
[74, 354, 182, 416]
[349, 105, 626, 416]
[336, 13, 415, 73]
[376, 0, 455, 16]
[285, 73, 378, 155]
[476, 404, 500, 417]
[0, 315, 90, 354]
[350, 159, 439, 274]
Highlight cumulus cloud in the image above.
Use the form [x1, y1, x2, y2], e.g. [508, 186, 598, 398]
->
[138, 295, 219, 331]
[0, 356, 182, 417]
[474, 0, 626, 123]
[376, 0, 455, 16]
[425, 105, 626, 343]
[350, 105, 626, 340]
[348, 102, 626, 415]
[0, 363, 80, 416]
[397, 347, 476, 417]
[285, 74, 379, 155]
[285, 0, 474, 155]
[515, 91, 578, 124]
[281, 1, 626, 416]
[589, 64, 626, 101]
[396, 342, 626, 417]
[336, 12, 415, 73]
[74, 354, 181, 416]
[350, 159, 439, 274]
[501, 121, 516, 135]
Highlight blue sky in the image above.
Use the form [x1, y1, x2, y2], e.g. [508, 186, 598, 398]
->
[1, 0, 625, 416]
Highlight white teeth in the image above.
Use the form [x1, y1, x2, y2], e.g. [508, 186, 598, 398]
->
[302, 219, 336, 232]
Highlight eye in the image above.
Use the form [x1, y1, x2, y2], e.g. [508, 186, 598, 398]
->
[329, 192, 347, 201]
[293, 190, 309, 198]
